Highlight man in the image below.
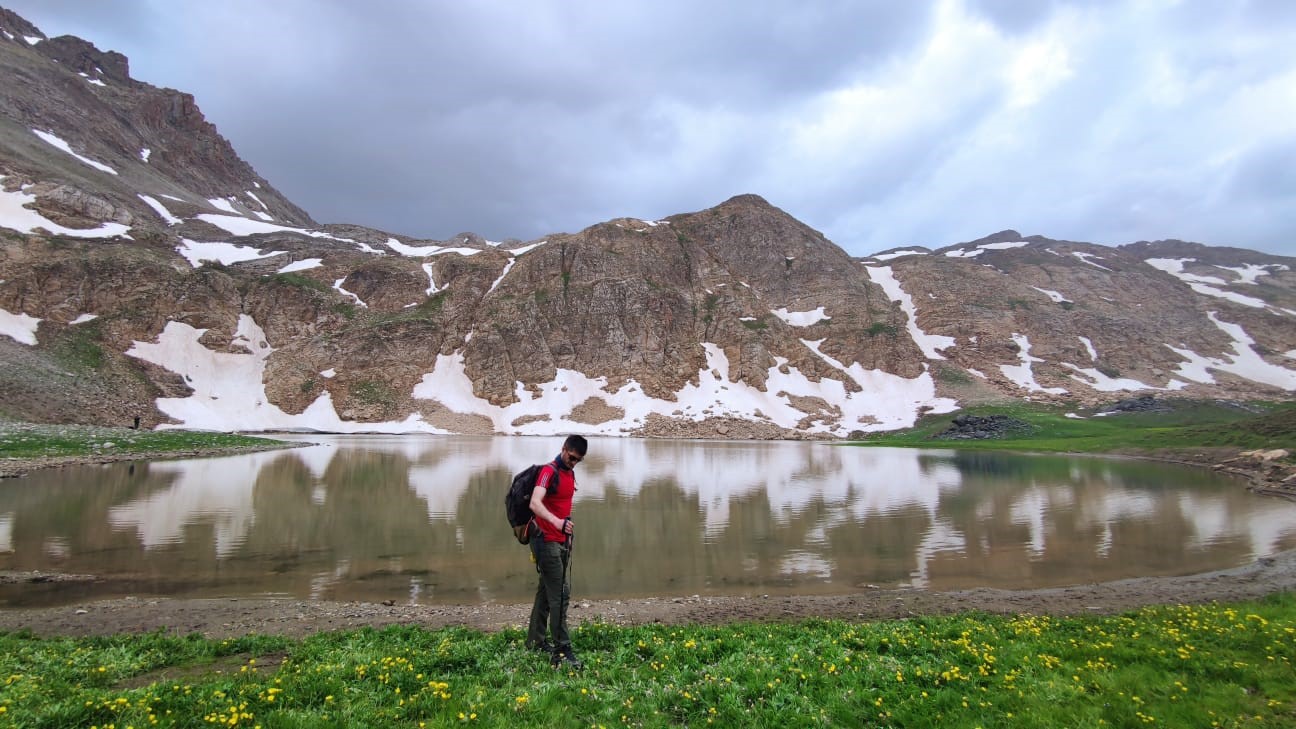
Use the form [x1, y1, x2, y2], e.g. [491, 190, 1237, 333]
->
[526, 434, 587, 669]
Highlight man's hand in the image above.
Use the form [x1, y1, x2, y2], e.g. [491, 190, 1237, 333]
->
[558, 517, 574, 536]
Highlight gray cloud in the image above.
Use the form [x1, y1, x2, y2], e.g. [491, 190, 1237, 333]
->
[4, 0, 1295, 257]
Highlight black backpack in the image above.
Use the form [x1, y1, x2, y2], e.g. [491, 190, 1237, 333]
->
[505, 463, 552, 544]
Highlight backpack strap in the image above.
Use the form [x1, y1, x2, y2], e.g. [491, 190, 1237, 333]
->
[537, 459, 562, 493]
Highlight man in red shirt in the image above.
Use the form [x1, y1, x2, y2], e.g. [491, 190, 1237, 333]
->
[526, 434, 587, 669]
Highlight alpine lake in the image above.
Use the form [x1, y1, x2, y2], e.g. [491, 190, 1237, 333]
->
[2, 435, 1294, 608]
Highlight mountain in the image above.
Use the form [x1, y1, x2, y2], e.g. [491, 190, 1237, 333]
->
[1, 9, 1294, 438]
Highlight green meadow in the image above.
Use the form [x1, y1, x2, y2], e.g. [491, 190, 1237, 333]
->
[0, 422, 281, 459]
[0, 597, 1293, 728]
[852, 399, 1296, 455]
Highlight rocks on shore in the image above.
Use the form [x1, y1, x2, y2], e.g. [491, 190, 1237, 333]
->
[934, 414, 1034, 440]
[1215, 448, 1296, 500]
[1099, 395, 1170, 414]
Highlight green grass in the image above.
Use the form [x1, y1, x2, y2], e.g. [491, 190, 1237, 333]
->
[0, 595, 1292, 727]
[0, 424, 283, 459]
[866, 322, 899, 337]
[368, 292, 449, 327]
[352, 380, 395, 407]
[855, 400, 1296, 455]
[49, 320, 106, 371]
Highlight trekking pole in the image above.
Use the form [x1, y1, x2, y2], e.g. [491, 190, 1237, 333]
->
[562, 520, 574, 604]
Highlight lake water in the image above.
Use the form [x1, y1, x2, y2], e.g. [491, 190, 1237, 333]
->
[2, 435, 1294, 608]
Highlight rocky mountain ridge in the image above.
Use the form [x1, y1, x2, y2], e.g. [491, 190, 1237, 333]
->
[1, 9, 1293, 438]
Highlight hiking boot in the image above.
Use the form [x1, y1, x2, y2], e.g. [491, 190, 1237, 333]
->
[550, 646, 583, 671]
[525, 639, 554, 654]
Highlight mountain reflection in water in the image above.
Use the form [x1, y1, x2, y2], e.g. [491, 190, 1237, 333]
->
[1, 435, 1294, 608]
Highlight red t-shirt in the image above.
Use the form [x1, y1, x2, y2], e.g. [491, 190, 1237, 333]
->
[533, 458, 576, 544]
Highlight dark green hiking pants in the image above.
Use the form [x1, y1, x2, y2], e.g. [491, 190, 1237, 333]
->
[527, 538, 571, 649]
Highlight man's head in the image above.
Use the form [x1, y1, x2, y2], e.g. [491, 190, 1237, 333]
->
[561, 434, 588, 468]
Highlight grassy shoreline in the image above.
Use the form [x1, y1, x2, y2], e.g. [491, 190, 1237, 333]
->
[850, 399, 1296, 499]
[0, 422, 300, 478]
[852, 399, 1294, 453]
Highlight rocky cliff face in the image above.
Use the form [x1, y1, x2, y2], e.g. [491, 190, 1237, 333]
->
[1, 10, 1294, 438]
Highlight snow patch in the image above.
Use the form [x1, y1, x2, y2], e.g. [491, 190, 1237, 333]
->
[1071, 251, 1112, 271]
[1031, 286, 1071, 304]
[411, 341, 956, 437]
[1165, 313, 1296, 390]
[944, 241, 1028, 259]
[138, 194, 181, 225]
[32, 130, 117, 175]
[140, 148, 151, 162]
[1079, 336, 1098, 361]
[176, 239, 285, 268]
[873, 249, 928, 261]
[422, 263, 444, 296]
[1144, 258, 1268, 308]
[0, 178, 130, 238]
[384, 237, 482, 257]
[771, 306, 829, 327]
[126, 315, 447, 433]
[487, 258, 516, 294]
[999, 334, 1067, 394]
[278, 258, 322, 273]
[206, 197, 240, 215]
[865, 266, 956, 359]
[509, 240, 547, 256]
[245, 191, 269, 210]
[319, 368, 336, 379]
[1218, 263, 1287, 285]
[1062, 363, 1184, 393]
[195, 214, 361, 246]
[333, 279, 367, 308]
[0, 308, 40, 345]
[71, 313, 98, 324]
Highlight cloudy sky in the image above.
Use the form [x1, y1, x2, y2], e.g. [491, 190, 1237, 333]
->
[8, 0, 1296, 256]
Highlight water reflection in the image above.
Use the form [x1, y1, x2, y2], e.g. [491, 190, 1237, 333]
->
[1, 436, 1293, 608]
